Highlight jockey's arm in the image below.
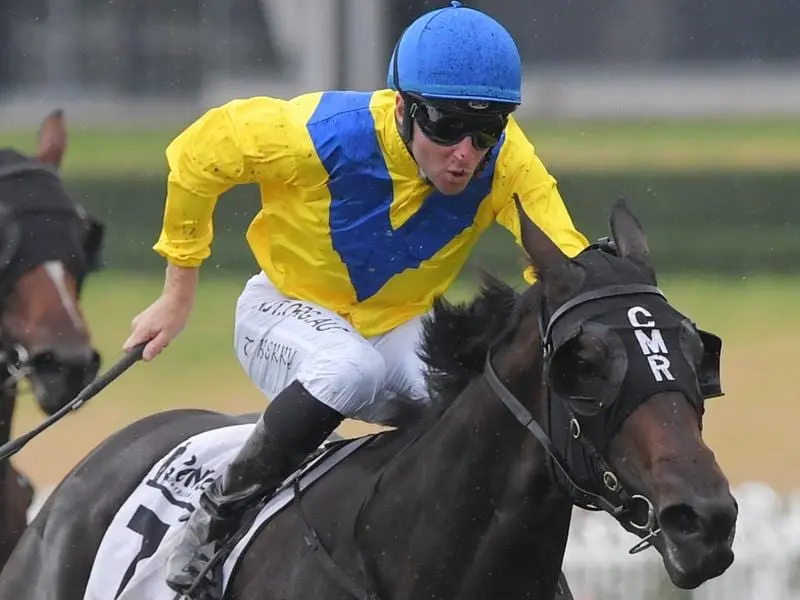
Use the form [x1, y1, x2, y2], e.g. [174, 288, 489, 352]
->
[152, 97, 300, 274]
[162, 261, 199, 306]
[492, 119, 589, 283]
[124, 97, 302, 360]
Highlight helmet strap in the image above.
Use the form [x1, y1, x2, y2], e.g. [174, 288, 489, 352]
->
[395, 106, 427, 182]
[400, 98, 416, 145]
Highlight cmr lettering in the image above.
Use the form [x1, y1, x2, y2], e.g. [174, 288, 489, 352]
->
[627, 306, 675, 383]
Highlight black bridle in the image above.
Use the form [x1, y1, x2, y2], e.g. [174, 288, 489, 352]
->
[483, 272, 723, 554]
[0, 156, 105, 389]
[483, 283, 667, 553]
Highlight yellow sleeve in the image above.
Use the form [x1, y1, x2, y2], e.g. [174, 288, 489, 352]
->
[492, 118, 589, 283]
[153, 96, 301, 267]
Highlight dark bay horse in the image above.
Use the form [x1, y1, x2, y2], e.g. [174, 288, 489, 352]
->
[0, 199, 737, 599]
[0, 110, 104, 569]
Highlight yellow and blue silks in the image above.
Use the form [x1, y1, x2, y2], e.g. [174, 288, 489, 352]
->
[154, 89, 588, 337]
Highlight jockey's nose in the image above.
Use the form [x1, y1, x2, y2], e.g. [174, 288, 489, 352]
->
[452, 136, 484, 163]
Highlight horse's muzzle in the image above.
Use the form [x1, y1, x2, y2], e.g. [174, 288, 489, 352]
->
[30, 349, 101, 415]
[657, 493, 738, 589]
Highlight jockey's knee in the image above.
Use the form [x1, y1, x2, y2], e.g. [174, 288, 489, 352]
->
[296, 342, 386, 418]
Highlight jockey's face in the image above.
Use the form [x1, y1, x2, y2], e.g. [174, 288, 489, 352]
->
[396, 95, 492, 196]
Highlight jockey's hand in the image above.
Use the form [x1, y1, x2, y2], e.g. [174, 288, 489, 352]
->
[124, 264, 198, 361]
[123, 294, 193, 361]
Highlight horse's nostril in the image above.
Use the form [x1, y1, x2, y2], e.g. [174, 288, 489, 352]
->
[30, 351, 55, 369]
[32, 347, 100, 374]
[660, 498, 737, 544]
[659, 503, 702, 538]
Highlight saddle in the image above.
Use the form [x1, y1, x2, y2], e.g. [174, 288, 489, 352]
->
[174, 434, 374, 600]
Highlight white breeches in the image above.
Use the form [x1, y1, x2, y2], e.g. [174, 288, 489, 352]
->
[233, 272, 432, 426]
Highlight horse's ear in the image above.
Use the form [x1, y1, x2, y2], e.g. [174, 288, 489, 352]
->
[36, 109, 67, 168]
[609, 197, 657, 282]
[514, 194, 568, 277]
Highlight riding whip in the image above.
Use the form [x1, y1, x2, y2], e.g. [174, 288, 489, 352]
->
[0, 342, 146, 461]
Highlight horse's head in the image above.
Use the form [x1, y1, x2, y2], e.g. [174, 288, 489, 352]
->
[0, 110, 104, 414]
[505, 196, 736, 589]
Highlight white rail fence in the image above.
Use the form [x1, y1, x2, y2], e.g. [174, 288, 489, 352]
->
[564, 482, 800, 600]
[28, 481, 800, 599]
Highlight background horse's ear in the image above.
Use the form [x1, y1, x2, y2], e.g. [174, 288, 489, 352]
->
[514, 194, 568, 277]
[36, 109, 67, 168]
[609, 197, 657, 282]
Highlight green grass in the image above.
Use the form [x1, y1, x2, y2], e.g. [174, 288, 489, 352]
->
[651, 274, 799, 342]
[73, 270, 796, 410]
[5, 117, 800, 176]
[82, 269, 797, 356]
[525, 117, 800, 172]
[3, 128, 178, 178]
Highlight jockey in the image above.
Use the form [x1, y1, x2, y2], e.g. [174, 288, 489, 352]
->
[124, 1, 589, 595]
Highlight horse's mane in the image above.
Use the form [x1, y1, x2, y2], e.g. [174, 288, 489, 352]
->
[418, 271, 541, 409]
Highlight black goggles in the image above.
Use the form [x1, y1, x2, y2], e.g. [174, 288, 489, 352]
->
[407, 95, 509, 150]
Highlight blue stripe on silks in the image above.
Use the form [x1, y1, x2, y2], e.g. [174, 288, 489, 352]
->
[307, 91, 503, 302]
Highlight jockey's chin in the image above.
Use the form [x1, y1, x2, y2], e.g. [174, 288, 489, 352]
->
[412, 127, 489, 196]
[428, 168, 476, 195]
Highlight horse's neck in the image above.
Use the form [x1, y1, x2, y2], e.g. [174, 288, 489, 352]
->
[357, 363, 572, 599]
[0, 384, 14, 446]
[0, 385, 15, 535]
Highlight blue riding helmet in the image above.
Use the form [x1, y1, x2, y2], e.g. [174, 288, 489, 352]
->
[387, 1, 522, 107]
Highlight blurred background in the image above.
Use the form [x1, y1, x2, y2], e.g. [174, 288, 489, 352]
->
[3, 1, 799, 598]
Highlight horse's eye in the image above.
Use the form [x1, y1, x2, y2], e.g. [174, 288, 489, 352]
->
[576, 335, 607, 366]
[574, 357, 596, 376]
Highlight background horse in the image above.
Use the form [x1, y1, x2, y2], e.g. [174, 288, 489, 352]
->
[0, 199, 736, 599]
[0, 110, 104, 569]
